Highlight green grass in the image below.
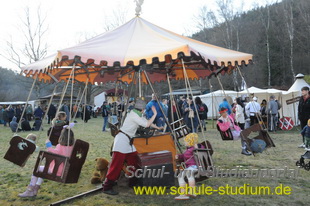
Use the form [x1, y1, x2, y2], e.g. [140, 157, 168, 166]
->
[0, 119, 309, 206]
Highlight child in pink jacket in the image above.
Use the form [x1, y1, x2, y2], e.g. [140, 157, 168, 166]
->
[217, 108, 251, 156]
[18, 125, 75, 198]
[175, 133, 204, 200]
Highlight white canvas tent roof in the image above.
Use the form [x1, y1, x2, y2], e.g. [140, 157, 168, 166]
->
[0, 101, 30, 105]
[283, 73, 309, 94]
[239, 86, 283, 95]
[94, 92, 106, 109]
[21, 17, 252, 78]
[199, 90, 238, 97]
[163, 88, 201, 96]
[0, 101, 36, 110]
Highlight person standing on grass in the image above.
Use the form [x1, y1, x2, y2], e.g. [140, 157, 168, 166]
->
[7, 105, 15, 123]
[161, 98, 168, 117]
[2, 106, 8, 127]
[183, 97, 199, 133]
[47, 104, 57, 124]
[195, 96, 208, 131]
[298, 86, 310, 148]
[101, 101, 109, 132]
[235, 97, 245, 130]
[15, 105, 22, 122]
[103, 99, 162, 195]
[245, 97, 261, 126]
[34, 106, 44, 120]
[178, 96, 186, 117]
[0, 105, 3, 124]
[267, 95, 279, 132]
[61, 103, 70, 122]
[26, 104, 33, 121]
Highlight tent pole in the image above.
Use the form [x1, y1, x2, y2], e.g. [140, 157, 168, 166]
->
[181, 59, 213, 167]
[208, 79, 215, 129]
[72, 79, 88, 121]
[38, 83, 59, 133]
[15, 74, 38, 133]
[121, 72, 136, 126]
[292, 92, 297, 126]
[181, 60, 212, 137]
[167, 73, 182, 153]
[138, 70, 142, 98]
[47, 67, 75, 141]
[280, 93, 284, 119]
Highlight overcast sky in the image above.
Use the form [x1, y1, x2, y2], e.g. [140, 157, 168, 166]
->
[0, 0, 273, 71]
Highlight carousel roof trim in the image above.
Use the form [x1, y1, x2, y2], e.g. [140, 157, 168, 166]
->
[21, 16, 252, 77]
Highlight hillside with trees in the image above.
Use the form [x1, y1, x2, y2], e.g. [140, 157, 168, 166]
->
[192, 0, 310, 90]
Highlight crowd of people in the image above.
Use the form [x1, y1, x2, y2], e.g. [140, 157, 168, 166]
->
[216, 86, 310, 153]
[218, 95, 282, 132]
[99, 94, 209, 134]
[0, 102, 97, 133]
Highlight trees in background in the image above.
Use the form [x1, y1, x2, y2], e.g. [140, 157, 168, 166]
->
[192, 0, 309, 90]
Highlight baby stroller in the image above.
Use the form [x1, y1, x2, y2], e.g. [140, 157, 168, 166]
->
[296, 151, 310, 171]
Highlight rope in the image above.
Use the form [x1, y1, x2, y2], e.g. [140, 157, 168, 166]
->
[216, 74, 228, 100]
[82, 80, 88, 138]
[180, 59, 213, 166]
[69, 68, 75, 122]
[181, 59, 206, 135]
[208, 79, 220, 129]
[181, 60, 194, 131]
[15, 74, 38, 133]
[121, 72, 136, 125]
[37, 83, 59, 135]
[72, 79, 89, 122]
[167, 73, 182, 154]
[74, 87, 82, 108]
[138, 70, 142, 98]
[46, 67, 75, 141]
[67, 67, 75, 152]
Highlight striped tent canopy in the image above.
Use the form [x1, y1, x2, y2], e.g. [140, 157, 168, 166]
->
[21, 17, 252, 84]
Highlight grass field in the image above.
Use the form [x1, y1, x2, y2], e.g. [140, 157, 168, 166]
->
[0, 118, 309, 206]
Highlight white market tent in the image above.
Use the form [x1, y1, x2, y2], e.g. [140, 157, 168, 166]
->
[0, 101, 36, 110]
[94, 92, 106, 109]
[239, 86, 284, 104]
[198, 88, 284, 119]
[199, 90, 238, 119]
[198, 87, 287, 120]
[198, 74, 309, 125]
[162, 88, 202, 97]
